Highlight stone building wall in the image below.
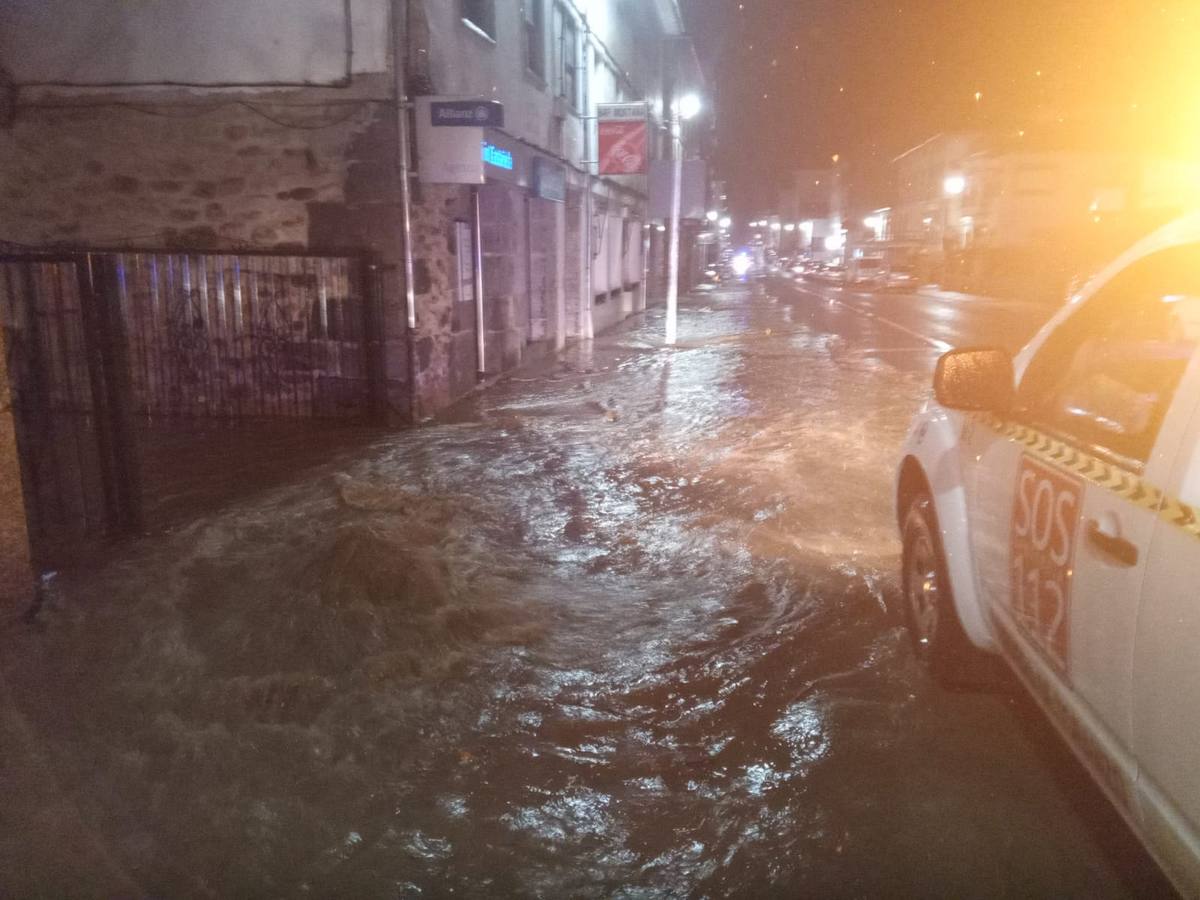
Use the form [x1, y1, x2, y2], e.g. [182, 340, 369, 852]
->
[0, 91, 379, 250]
[406, 181, 472, 414]
[478, 183, 529, 379]
[563, 186, 585, 339]
[0, 87, 661, 423]
[528, 197, 560, 344]
[0, 83, 469, 421]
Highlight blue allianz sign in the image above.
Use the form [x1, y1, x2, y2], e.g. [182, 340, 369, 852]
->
[430, 100, 504, 128]
[482, 141, 514, 171]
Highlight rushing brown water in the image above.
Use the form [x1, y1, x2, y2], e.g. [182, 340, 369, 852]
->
[1, 284, 1172, 898]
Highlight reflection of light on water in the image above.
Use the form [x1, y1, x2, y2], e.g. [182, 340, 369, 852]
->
[627, 775, 667, 793]
[439, 795, 469, 818]
[3, 286, 931, 894]
[743, 762, 782, 796]
[707, 734, 734, 756]
[501, 788, 617, 842]
[771, 700, 830, 765]
[517, 710, 543, 729]
[400, 830, 452, 860]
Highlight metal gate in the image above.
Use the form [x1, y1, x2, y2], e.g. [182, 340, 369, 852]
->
[0, 250, 383, 569]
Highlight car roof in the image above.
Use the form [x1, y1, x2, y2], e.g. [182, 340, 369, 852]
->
[1057, 210, 1200, 311]
[1082, 210, 1200, 295]
[1017, 210, 1200, 368]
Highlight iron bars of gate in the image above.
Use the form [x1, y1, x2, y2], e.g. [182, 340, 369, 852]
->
[0, 249, 386, 566]
[1, 250, 386, 424]
[111, 251, 385, 421]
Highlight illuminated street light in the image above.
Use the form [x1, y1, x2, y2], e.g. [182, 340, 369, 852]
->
[705, 210, 719, 222]
[718, 216, 732, 229]
[677, 93, 702, 120]
[784, 223, 796, 232]
[943, 174, 966, 196]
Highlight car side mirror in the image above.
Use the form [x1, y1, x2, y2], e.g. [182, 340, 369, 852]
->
[934, 347, 1015, 412]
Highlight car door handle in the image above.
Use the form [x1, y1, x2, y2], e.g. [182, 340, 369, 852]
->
[1085, 518, 1139, 567]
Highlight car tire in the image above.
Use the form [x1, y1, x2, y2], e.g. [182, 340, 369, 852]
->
[901, 491, 994, 687]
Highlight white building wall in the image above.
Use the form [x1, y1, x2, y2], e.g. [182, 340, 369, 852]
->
[0, 0, 390, 85]
[422, 0, 671, 173]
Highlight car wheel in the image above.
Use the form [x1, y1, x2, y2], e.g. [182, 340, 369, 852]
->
[901, 492, 990, 686]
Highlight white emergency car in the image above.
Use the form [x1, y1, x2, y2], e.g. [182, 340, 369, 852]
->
[896, 211, 1200, 896]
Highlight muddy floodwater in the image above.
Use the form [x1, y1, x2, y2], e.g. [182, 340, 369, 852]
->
[1, 285, 1173, 897]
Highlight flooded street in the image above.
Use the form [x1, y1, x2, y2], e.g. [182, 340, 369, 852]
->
[1, 283, 1173, 898]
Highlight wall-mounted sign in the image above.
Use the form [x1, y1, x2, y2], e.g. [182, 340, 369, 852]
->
[483, 142, 514, 171]
[598, 102, 650, 175]
[431, 99, 504, 128]
[480, 131, 523, 185]
[532, 157, 567, 202]
[416, 96, 484, 183]
[598, 102, 650, 120]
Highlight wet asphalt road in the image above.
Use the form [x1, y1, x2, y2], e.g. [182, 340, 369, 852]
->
[0, 279, 1179, 898]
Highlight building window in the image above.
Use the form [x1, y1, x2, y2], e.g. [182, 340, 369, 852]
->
[553, 4, 579, 110]
[462, 0, 496, 40]
[525, 0, 546, 79]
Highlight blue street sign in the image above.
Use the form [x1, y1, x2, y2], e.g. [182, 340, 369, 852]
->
[430, 100, 505, 128]
[482, 141, 514, 171]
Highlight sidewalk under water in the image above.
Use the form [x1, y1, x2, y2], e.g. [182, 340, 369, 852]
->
[0, 287, 1169, 898]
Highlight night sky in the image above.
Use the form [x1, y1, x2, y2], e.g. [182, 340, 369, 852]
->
[684, 0, 1200, 219]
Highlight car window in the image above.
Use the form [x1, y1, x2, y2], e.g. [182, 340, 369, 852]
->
[1017, 243, 1200, 467]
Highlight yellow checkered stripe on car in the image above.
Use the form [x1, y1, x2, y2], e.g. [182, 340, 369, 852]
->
[972, 413, 1200, 541]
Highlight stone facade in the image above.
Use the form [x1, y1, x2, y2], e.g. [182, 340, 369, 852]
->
[0, 82, 473, 420]
[0, 0, 706, 574]
[0, 0, 701, 424]
[0, 92, 378, 250]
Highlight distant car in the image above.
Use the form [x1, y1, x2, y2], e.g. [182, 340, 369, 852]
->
[881, 266, 918, 291]
[845, 257, 885, 287]
[808, 263, 845, 284]
[790, 260, 816, 278]
[895, 211, 1200, 896]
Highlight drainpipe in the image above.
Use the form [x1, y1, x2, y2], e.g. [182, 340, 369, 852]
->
[393, 0, 419, 419]
[640, 219, 650, 312]
[473, 186, 486, 377]
[665, 106, 682, 345]
[581, 15, 595, 341]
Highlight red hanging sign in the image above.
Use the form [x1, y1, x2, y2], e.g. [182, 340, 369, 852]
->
[597, 103, 650, 175]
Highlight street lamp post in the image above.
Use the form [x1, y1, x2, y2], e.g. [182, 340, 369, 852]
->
[666, 92, 701, 346]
